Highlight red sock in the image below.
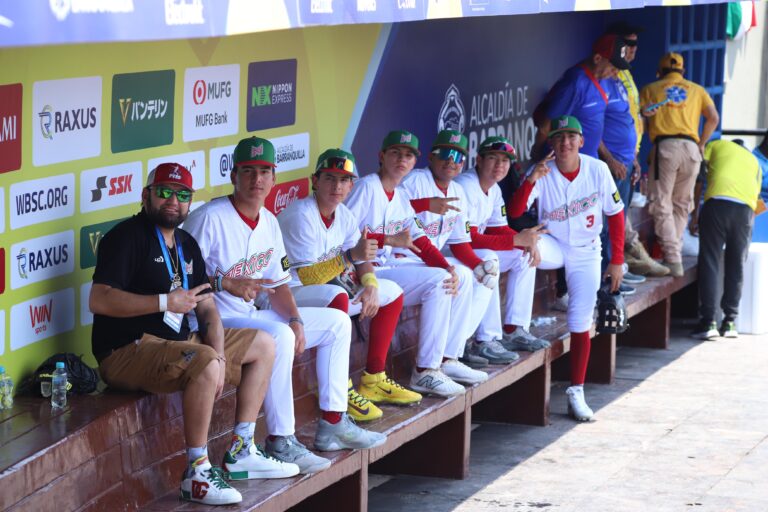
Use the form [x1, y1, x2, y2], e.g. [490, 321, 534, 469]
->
[569, 331, 591, 385]
[503, 325, 517, 334]
[327, 293, 349, 313]
[366, 294, 403, 374]
[322, 411, 343, 424]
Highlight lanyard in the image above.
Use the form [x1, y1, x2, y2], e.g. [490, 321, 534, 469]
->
[155, 227, 188, 290]
[580, 64, 608, 104]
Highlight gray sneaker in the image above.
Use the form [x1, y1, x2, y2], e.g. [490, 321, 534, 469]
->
[314, 413, 387, 452]
[468, 339, 519, 364]
[501, 328, 551, 352]
[459, 339, 490, 368]
[266, 435, 332, 474]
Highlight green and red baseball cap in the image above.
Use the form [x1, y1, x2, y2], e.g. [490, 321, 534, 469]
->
[381, 130, 420, 155]
[315, 148, 357, 177]
[548, 115, 583, 138]
[233, 136, 276, 168]
[146, 163, 194, 191]
[593, 33, 631, 70]
[431, 129, 468, 155]
[478, 136, 517, 161]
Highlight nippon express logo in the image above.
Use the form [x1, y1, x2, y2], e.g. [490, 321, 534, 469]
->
[247, 59, 297, 131]
[11, 230, 75, 290]
[10, 288, 75, 351]
[112, 70, 175, 153]
[33, 76, 102, 166]
[183, 64, 240, 142]
[80, 161, 142, 213]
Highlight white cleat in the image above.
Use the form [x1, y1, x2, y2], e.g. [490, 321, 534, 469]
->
[441, 359, 489, 385]
[410, 368, 466, 397]
[566, 385, 594, 422]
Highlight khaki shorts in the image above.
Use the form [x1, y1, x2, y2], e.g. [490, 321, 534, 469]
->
[98, 328, 255, 394]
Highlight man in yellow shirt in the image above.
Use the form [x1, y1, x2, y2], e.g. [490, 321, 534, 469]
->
[689, 139, 762, 340]
[641, 52, 720, 276]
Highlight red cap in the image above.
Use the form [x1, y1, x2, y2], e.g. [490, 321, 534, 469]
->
[146, 163, 194, 191]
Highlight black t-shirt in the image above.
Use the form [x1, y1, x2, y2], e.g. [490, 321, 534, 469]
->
[91, 211, 209, 356]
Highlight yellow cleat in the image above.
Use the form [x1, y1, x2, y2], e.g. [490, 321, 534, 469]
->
[347, 379, 383, 422]
[358, 371, 422, 406]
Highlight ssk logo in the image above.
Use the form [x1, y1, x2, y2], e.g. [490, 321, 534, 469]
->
[438, 84, 466, 134]
[10, 288, 75, 350]
[91, 174, 133, 202]
[33, 77, 101, 166]
[0, 83, 23, 174]
[11, 230, 74, 289]
[80, 162, 141, 213]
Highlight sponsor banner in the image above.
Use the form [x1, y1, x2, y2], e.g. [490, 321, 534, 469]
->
[273, 132, 310, 174]
[80, 218, 127, 269]
[183, 64, 240, 141]
[0, 310, 4, 356]
[148, 151, 205, 190]
[80, 281, 93, 326]
[0, 248, 5, 294]
[246, 59, 297, 131]
[10, 174, 75, 230]
[111, 70, 175, 153]
[11, 230, 75, 290]
[209, 144, 235, 187]
[32, 76, 101, 166]
[0, 83, 22, 173]
[80, 162, 142, 213]
[264, 177, 309, 216]
[10, 288, 75, 351]
[298, 0, 427, 24]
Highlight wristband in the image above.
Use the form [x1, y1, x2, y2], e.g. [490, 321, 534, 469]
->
[288, 316, 304, 326]
[360, 272, 379, 289]
[215, 275, 224, 293]
[158, 294, 168, 312]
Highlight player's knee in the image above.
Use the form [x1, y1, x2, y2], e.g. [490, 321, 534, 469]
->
[454, 265, 474, 289]
[271, 322, 296, 354]
[474, 248, 499, 262]
[378, 279, 404, 305]
[327, 308, 352, 338]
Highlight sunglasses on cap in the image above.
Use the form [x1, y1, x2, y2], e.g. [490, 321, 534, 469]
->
[482, 141, 516, 155]
[317, 156, 355, 174]
[432, 148, 466, 164]
[154, 186, 192, 203]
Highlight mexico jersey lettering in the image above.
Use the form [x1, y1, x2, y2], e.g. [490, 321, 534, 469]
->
[454, 169, 508, 233]
[527, 154, 623, 247]
[344, 173, 426, 266]
[182, 196, 292, 319]
[278, 196, 360, 286]
[398, 168, 472, 251]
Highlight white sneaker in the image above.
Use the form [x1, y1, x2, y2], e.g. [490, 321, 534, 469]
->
[553, 293, 569, 312]
[181, 457, 242, 505]
[566, 385, 594, 422]
[266, 435, 331, 474]
[223, 437, 300, 480]
[441, 359, 489, 385]
[410, 367, 466, 397]
[314, 413, 387, 451]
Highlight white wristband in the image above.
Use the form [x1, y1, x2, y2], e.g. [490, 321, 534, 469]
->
[158, 294, 168, 312]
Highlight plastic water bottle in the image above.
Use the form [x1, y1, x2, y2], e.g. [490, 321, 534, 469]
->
[51, 362, 67, 409]
[0, 366, 12, 410]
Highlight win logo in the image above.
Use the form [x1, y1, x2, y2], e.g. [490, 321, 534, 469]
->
[29, 299, 53, 334]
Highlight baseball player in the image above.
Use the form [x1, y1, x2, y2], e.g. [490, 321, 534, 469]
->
[508, 116, 625, 421]
[344, 130, 488, 398]
[278, 148, 422, 421]
[453, 136, 551, 358]
[399, 130, 517, 365]
[183, 137, 386, 474]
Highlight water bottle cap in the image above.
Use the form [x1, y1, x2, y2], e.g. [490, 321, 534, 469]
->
[56, 362, 65, 369]
[0, 366, 5, 373]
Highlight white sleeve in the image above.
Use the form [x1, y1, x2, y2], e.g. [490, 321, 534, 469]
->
[487, 185, 508, 228]
[600, 162, 624, 216]
[342, 211, 361, 251]
[277, 208, 319, 269]
[523, 164, 541, 209]
[404, 199, 427, 241]
[345, 180, 372, 232]
[181, 209, 217, 276]
[446, 187, 472, 244]
[263, 219, 292, 286]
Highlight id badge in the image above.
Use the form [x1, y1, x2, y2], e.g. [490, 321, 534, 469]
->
[163, 282, 184, 333]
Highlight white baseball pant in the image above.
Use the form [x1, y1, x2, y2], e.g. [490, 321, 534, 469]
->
[290, 278, 404, 315]
[466, 248, 503, 343]
[495, 248, 538, 332]
[374, 256, 472, 368]
[536, 234, 601, 332]
[220, 307, 351, 436]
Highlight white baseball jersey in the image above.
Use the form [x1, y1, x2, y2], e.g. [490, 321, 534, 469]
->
[398, 168, 472, 253]
[182, 196, 292, 320]
[344, 173, 426, 266]
[277, 196, 360, 287]
[454, 169, 508, 233]
[527, 154, 623, 247]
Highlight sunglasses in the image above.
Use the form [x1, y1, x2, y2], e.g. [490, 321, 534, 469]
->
[432, 147, 466, 164]
[624, 39, 638, 47]
[317, 156, 355, 174]
[482, 142, 517, 157]
[154, 186, 192, 203]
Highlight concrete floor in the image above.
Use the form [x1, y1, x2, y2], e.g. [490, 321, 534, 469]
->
[369, 326, 768, 512]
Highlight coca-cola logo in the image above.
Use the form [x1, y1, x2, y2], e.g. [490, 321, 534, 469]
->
[264, 178, 309, 216]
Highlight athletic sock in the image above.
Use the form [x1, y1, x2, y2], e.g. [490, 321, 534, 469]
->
[322, 411, 343, 424]
[187, 446, 208, 475]
[366, 294, 404, 374]
[569, 331, 591, 385]
[230, 422, 255, 459]
[327, 292, 349, 313]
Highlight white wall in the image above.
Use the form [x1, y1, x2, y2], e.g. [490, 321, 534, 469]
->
[722, 1, 768, 148]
